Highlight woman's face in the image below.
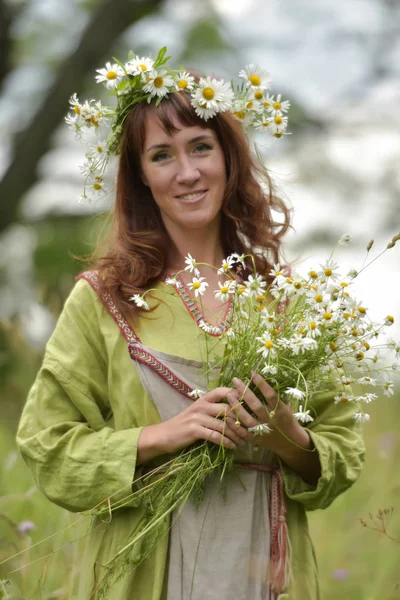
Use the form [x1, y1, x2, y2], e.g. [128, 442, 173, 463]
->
[140, 113, 227, 235]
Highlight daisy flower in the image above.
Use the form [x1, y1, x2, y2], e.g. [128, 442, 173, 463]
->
[87, 139, 108, 158]
[382, 381, 394, 397]
[248, 423, 273, 435]
[129, 294, 150, 311]
[191, 76, 234, 121]
[184, 253, 200, 276]
[293, 405, 314, 423]
[261, 364, 278, 376]
[165, 277, 182, 288]
[256, 333, 276, 359]
[239, 65, 272, 90]
[144, 69, 174, 98]
[217, 255, 235, 275]
[86, 175, 108, 201]
[188, 276, 208, 298]
[174, 71, 195, 91]
[95, 62, 125, 90]
[230, 253, 247, 269]
[231, 100, 252, 126]
[266, 94, 290, 117]
[215, 281, 235, 303]
[354, 412, 371, 424]
[357, 376, 377, 386]
[385, 315, 395, 327]
[268, 115, 289, 137]
[285, 387, 306, 401]
[125, 56, 154, 78]
[188, 388, 206, 399]
[245, 273, 267, 296]
[307, 320, 322, 338]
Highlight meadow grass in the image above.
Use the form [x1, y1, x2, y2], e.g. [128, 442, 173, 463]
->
[0, 394, 399, 599]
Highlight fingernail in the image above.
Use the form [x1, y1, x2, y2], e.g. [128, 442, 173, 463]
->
[233, 377, 241, 386]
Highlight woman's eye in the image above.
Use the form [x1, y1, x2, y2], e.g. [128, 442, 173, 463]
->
[194, 143, 212, 153]
[152, 152, 170, 162]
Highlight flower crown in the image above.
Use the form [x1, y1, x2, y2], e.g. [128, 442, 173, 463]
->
[65, 47, 290, 204]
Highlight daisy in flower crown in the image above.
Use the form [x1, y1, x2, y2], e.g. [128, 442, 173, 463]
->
[65, 46, 290, 204]
[17, 44, 366, 600]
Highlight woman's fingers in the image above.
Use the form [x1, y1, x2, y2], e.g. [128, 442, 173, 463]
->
[199, 414, 247, 446]
[232, 377, 277, 422]
[225, 390, 258, 429]
[251, 372, 279, 410]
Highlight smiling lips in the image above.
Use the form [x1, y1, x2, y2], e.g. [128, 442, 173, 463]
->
[176, 189, 208, 202]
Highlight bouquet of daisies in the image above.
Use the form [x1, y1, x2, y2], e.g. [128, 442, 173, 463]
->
[94, 234, 399, 595]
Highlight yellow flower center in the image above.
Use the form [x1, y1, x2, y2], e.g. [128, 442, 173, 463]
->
[273, 102, 281, 110]
[274, 116, 283, 125]
[263, 101, 271, 107]
[97, 145, 103, 153]
[234, 111, 246, 120]
[254, 90, 263, 100]
[262, 122, 270, 127]
[274, 133, 283, 138]
[387, 315, 394, 323]
[154, 77, 164, 88]
[74, 105, 80, 115]
[139, 64, 148, 71]
[246, 101, 253, 109]
[256, 294, 265, 303]
[90, 116, 99, 127]
[286, 277, 293, 284]
[178, 79, 188, 89]
[106, 71, 117, 80]
[221, 286, 229, 294]
[265, 341, 273, 349]
[272, 328, 279, 335]
[323, 312, 332, 320]
[237, 286, 246, 295]
[329, 342, 337, 351]
[192, 282, 201, 290]
[325, 268, 333, 276]
[363, 342, 370, 350]
[358, 307, 366, 314]
[202, 87, 215, 100]
[310, 321, 317, 330]
[352, 329, 358, 337]
[340, 396, 349, 403]
[249, 74, 261, 86]
[356, 351, 364, 360]
[93, 183, 102, 190]
[340, 281, 348, 287]
[315, 295, 323, 303]
[309, 271, 318, 279]
[294, 282, 302, 289]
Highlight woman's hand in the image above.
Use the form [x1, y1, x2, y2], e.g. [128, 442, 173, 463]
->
[225, 373, 312, 453]
[137, 387, 248, 465]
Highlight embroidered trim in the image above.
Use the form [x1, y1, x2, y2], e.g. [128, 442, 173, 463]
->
[128, 344, 193, 397]
[77, 270, 196, 400]
[236, 463, 291, 595]
[163, 271, 232, 336]
[77, 270, 140, 344]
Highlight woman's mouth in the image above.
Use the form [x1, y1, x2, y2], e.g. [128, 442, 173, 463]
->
[176, 190, 207, 203]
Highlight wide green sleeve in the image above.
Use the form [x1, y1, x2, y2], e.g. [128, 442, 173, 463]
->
[279, 385, 365, 511]
[16, 280, 145, 514]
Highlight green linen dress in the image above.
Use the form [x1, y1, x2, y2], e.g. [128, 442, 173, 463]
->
[17, 276, 365, 599]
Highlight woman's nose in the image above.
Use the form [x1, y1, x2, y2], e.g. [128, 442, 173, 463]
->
[175, 156, 200, 185]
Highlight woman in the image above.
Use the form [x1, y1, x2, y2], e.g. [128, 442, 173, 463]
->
[17, 54, 364, 600]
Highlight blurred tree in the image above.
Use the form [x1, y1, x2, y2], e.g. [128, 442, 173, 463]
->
[0, 0, 163, 234]
[0, 0, 13, 92]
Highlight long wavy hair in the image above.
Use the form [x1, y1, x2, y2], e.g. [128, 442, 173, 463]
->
[92, 91, 291, 321]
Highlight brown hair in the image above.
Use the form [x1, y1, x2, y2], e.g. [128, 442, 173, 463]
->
[92, 91, 291, 321]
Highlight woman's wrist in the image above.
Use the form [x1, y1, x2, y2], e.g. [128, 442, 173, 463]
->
[136, 423, 171, 466]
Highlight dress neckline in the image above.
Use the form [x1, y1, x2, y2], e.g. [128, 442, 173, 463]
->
[163, 271, 232, 337]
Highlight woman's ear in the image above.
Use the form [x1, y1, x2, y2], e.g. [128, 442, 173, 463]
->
[141, 169, 149, 187]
